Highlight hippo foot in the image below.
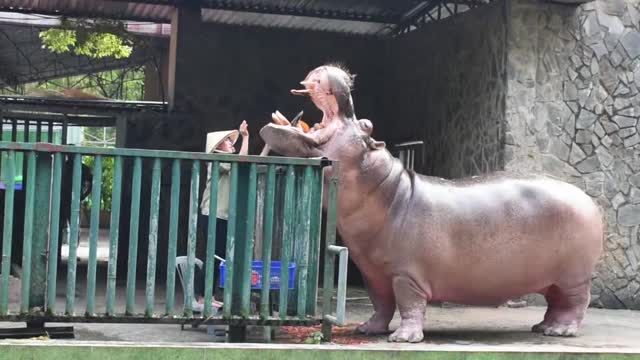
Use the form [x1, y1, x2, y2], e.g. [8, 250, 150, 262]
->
[388, 325, 424, 343]
[531, 321, 578, 337]
[356, 319, 391, 335]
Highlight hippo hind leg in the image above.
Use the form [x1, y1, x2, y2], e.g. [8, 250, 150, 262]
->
[388, 276, 427, 343]
[357, 277, 396, 335]
[532, 281, 591, 337]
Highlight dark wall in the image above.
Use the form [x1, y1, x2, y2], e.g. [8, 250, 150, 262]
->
[146, 23, 385, 154]
[380, 0, 508, 178]
[134, 24, 384, 282]
[136, 8, 509, 285]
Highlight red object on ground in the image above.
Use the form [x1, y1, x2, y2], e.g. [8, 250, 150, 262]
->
[279, 324, 375, 345]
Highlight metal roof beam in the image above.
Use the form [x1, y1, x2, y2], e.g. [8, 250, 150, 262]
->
[0, 5, 172, 23]
[107, 0, 402, 23]
[199, 0, 401, 24]
[2, 0, 402, 25]
[391, 0, 440, 36]
[391, 0, 492, 36]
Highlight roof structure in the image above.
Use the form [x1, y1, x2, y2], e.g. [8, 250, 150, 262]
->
[0, 22, 157, 87]
[0, 0, 493, 86]
[0, 0, 494, 36]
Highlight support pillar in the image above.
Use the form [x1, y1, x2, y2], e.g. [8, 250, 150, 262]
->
[167, 2, 203, 112]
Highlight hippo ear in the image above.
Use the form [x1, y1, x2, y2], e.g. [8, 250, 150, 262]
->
[373, 140, 386, 150]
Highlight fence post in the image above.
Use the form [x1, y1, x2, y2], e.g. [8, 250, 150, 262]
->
[321, 164, 340, 342]
[30, 152, 52, 310]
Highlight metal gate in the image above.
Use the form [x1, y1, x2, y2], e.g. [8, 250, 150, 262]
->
[0, 142, 348, 341]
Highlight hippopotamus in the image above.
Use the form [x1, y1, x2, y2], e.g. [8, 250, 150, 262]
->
[260, 64, 603, 343]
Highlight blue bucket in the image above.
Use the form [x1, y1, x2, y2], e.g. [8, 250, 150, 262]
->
[219, 261, 295, 290]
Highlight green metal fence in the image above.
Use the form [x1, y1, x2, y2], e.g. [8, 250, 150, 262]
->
[0, 141, 347, 340]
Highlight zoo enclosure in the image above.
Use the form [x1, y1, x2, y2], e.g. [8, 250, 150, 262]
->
[0, 141, 348, 340]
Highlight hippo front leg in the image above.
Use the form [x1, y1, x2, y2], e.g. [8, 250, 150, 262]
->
[388, 276, 427, 343]
[357, 277, 396, 335]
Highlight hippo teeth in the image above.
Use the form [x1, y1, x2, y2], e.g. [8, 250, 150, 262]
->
[291, 89, 310, 96]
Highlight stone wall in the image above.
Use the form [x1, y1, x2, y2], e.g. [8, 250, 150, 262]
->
[506, 0, 640, 309]
[382, 0, 507, 179]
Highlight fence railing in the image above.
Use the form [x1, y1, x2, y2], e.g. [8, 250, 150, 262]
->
[394, 140, 424, 171]
[0, 141, 347, 340]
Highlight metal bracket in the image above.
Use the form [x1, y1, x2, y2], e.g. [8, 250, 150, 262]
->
[323, 245, 349, 326]
[0, 323, 74, 339]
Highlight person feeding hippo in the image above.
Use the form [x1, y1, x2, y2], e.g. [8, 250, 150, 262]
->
[259, 64, 604, 343]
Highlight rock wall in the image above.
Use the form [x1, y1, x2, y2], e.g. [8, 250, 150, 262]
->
[506, 0, 640, 309]
[382, 0, 507, 179]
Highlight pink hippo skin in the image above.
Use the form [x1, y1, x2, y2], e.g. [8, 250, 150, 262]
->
[260, 65, 604, 343]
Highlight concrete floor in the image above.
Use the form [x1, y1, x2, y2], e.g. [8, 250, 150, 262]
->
[2, 230, 640, 353]
[2, 299, 640, 353]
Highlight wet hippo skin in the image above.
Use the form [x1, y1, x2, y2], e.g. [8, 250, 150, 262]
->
[260, 65, 604, 343]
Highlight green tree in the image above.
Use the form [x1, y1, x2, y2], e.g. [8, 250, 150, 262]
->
[82, 156, 115, 211]
[39, 18, 134, 59]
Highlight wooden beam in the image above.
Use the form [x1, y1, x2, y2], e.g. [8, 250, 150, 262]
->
[167, 4, 202, 111]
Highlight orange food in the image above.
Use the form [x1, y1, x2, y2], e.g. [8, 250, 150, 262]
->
[298, 120, 310, 133]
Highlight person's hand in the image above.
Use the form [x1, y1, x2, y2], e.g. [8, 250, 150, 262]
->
[271, 111, 290, 126]
[239, 120, 249, 137]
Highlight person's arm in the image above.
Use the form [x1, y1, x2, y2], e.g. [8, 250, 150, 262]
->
[239, 120, 249, 156]
[259, 144, 271, 156]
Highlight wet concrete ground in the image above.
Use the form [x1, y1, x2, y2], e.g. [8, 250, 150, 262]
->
[1, 231, 639, 353]
[2, 291, 640, 352]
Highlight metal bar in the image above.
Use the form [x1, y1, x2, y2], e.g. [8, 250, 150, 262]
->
[20, 151, 36, 313]
[0, 326, 74, 339]
[65, 153, 82, 315]
[86, 155, 103, 316]
[36, 121, 42, 142]
[240, 163, 258, 317]
[194, 1, 400, 23]
[203, 161, 219, 318]
[259, 165, 276, 319]
[10, 119, 17, 142]
[184, 160, 200, 317]
[0, 151, 15, 315]
[125, 156, 142, 315]
[47, 122, 54, 143]
[306, 168, 323, 316]
[46, 153, 62, 314]
[24, 120, 29, 143]
[321, 165, 340, 341]
[296, 166, 313, 319]
[106, 156, 123, 316]
[145, 157, 161, 317]
[30, 152, 52, 310]
[279, 165, 296, 319]
[223, 162, 239, 318]
[325, 245, 349, 326]
[0, 314, 320, 326]
[61, 117, 68, 145]
[0, 118, 2, 170]
[165, 159, 180, 316]
[0, 142, 324, 167]
[289, 172, 304, 311]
